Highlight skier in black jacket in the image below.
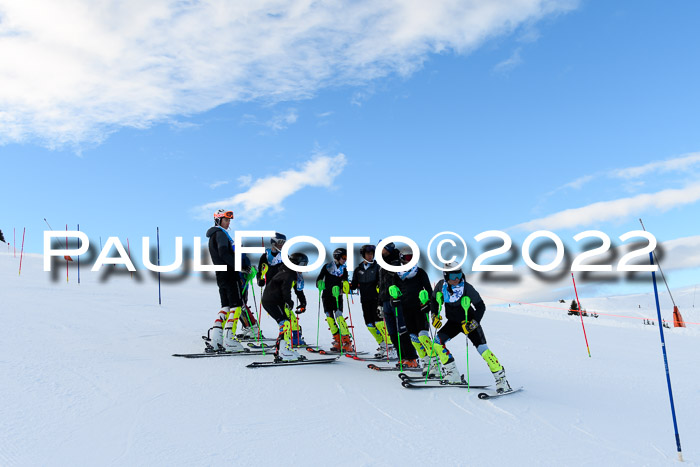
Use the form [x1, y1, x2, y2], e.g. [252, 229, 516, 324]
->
[350, 244, 391, 354]
[262, 252, 308, 361]
[393, 247, 438, 376]
[316, 248, 353, 352]
[379, 242, 418, 367]
[202, 209, 252, 353]
[430, 263, 512, 392]
[256, 232, 286, 287]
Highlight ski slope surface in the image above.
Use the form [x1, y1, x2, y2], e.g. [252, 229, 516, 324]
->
[1, 253, 698, 466]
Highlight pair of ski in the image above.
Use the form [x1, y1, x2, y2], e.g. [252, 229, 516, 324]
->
[397, 373, 523, 399]
[172, 348, 269, 359]
[173, 349, 340, 367]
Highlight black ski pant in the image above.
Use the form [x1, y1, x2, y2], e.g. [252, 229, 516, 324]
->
[322, 294, 343, 317]
[361, 299, 381, 326]
[261, 299, 287, 326]
[216, 270, 243, 308]
[436, 300, 487, 348]
[382, 300, 418, 360]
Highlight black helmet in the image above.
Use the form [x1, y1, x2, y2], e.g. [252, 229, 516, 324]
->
[443, 262, 463, 282]
[333, 247, 347, 262]
[360, 244, 376, 259]
[289, 252, 308, 266]
[399, 246, 414, 264]
[271, 232, 287, 250]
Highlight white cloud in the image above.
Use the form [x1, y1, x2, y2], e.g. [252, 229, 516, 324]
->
[493, 47, 523, 73]
[0, 0, 578, 146]
[267, 109, 298, 131]
[197, 153, 347, 224]
[551, 152, 700, 193]
[659, 236, 700, 271]
[613, 152, 700, 179]
[514, 182, 700, 231]
[237, 175, 253, 188]
[209, 180, 229, 189]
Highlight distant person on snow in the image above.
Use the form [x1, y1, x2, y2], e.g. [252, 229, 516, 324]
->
[430, 263, 512, 393]
[261, 252, 308, 362]
[350, 244, 393, 357]
[0, 230, 5, 243]
[202, 209, 252, 353]
[316, 248, 353, 353]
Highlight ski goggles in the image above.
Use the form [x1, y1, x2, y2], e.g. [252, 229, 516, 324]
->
[215, 211, 234, 219]
[446, 272, 463, 281]
[272, 238, 286, 247]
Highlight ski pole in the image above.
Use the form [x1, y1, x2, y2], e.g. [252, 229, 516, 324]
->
[461, 296, 471, 390]
[388, 285, 404, 371]
[394, 305, 403, 372]
[420, 289, 443, 382]
[316, 279, 325, 351]
[343, 281, 357, 354]
[381, 304, 390, 362]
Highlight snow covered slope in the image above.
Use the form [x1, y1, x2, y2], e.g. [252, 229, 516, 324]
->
[1, 253, 697, 466]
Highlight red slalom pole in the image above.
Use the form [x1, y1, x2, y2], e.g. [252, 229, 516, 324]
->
[18, 228, 25, 275]
[571, 273, 591, 357]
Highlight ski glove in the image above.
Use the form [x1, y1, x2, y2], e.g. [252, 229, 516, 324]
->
[461, 319, 478, 334]
[296, 305, 306, 314]
[377, 305, 384, 319]
[431, 313, 443, 330]
[257, 278, 266, 287]
[317, 279, 325, 291]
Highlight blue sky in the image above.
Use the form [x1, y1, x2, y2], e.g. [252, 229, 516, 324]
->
[1, 0, 699, 299]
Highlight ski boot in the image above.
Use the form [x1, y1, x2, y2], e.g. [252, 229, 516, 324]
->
[374, 342, 389, 358]
[330, 333, 341, 352]
[396, 359, 419, 369]
[419, 356, 433, 376]
[275, 338, 302, 362]
[341, 335, 353, 353]
[425, 356, 442, 378]
[440, 360, 463, 384]
[246, 324, 264, 340]
[493, 368, 512, 394]
[203, 326, 224, 353]
[291, 330, 306, 347]
[222, 327, 245, 353]
[237, 326, 251, 340]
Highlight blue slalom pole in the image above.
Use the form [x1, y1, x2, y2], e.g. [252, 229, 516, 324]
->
[157, 227, 162, 306]
[649, 251, 683, 462]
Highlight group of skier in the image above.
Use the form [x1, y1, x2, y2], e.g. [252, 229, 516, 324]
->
[202, 209, 512, 393]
